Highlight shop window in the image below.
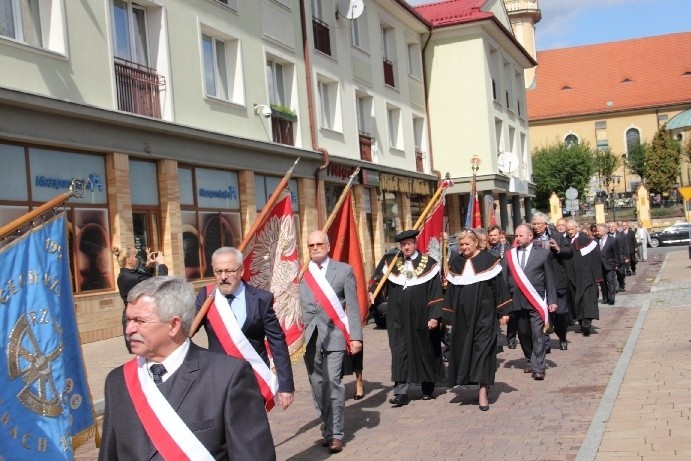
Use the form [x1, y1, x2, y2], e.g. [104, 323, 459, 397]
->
[381, 191, 398, 246]
[254, 175, 299, 212]
[178, 165, 242, 280]
[130, 159, 161, 266]
[0, 143, 113, 293]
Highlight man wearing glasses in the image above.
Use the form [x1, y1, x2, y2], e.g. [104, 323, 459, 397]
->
[194, 246, 294, 410]
[300, 231, 363, 453]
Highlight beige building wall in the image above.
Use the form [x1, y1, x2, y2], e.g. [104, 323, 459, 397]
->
[530, 106, 689, 193]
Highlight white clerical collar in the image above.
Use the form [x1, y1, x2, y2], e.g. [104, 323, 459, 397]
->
[140, 338, 191, 383]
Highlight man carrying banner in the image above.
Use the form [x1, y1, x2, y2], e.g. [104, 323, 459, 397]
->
[372, 229, 444, 406]
[301, 230, 363, 453]
[100, 276, 275, 460]
[194, 247, 294, 411]
[502, 224, 557, 381]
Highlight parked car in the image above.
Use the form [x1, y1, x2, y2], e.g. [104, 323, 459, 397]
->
[649, 222, 691, 248]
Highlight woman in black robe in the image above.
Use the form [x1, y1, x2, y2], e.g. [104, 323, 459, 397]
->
[443, 229, 513, 410]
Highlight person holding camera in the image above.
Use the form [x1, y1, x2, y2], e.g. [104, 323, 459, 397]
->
[113, 246, 168, 353]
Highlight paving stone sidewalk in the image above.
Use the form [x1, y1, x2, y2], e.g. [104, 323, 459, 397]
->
[74, 249, 690, 460]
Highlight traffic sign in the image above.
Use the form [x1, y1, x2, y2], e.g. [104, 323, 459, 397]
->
[565, 187, 578, 200]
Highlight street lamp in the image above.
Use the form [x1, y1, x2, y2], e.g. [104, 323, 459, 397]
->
[601, 175, 622, 221]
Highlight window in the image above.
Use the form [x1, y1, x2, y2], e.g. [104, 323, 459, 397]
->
[357, 94, 374, 161]
[407, 41, 421, 79]
[318, 78, 340, 131]
[178, 165, 242, 280]
[596, 139, 609, 151]
[387, 106, 402, 150]
[311, 0, 330, 55]
[413, 117, 425, 172]
[564, 134, 579, 146]
[1, 0, 42, 47]
[266, 58, 288, 107]
[0, 144, 113, 294]
[626, 128, 641, 155]
[595, 121, 607, 150]
[212, 0, 238, 9]
[113, 0, 149, 66]
[350, 13, 368, 50]
[202, 32, 243, 104]
[381, 26, 396, 87]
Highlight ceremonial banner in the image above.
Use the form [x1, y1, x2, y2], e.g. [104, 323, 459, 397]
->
[0, 213, 96, 459]
[418, 180, 452, 264]
[243, 189, 303, 359]
[326, 191, 368, 324]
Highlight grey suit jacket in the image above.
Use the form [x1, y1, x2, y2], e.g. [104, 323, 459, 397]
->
[300, 259, 363, 351]
[503, 245, 557, 311]
[99, 342, 276, 461]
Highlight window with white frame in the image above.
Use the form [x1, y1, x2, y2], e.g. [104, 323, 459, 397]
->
[266, 57, 294, 109]
[564, 134, 579, 146]
[381, 25, 397, 87]
[318, 77, 340, 131]
[413, 116, 425, 150]
[407, 40, 421, 79]
[112, 0, 151, 66]
[350, 13, 368, 50]
[356, 94, 373, 135]
[625, 128, 641, 156]
[0, 0, 65, 52]
[201, 30, 244, 104]
[387, 105, 402, 150]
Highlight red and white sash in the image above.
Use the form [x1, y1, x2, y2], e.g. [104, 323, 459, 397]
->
[123, 358, 214, 461]
[206, 286, 278, 411]
[506, 248, 548, 325]
[303, 263, 351, 351]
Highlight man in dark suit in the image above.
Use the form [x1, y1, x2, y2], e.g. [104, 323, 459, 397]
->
[100, 276, 275, 461]
[609, 221, 629, 292]
[194, 246, 294, 410]
[300, 230, 363, 453]
[597, 224, 622, 306]
[503, 224, 557, 380]
[621, 221, 638, 275]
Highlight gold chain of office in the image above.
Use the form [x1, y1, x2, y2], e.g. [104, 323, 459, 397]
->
[396, 254, 429, 279]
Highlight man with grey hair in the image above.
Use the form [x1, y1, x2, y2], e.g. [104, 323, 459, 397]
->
[100, 276, 276, 460]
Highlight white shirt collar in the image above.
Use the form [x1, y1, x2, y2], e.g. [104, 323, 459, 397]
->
[310, 257, 330, 270]
[140, 338, 191, 383]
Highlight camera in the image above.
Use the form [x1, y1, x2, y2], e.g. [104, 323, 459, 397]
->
[254, 104, 272, 118]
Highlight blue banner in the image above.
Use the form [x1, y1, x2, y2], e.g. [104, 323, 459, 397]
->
[0, 213, 96, 459]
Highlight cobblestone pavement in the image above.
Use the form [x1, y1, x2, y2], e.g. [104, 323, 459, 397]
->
[74, 248, 690, 460]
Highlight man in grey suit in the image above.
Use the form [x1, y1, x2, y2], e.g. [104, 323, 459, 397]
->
[99, 276, 275, 461]
[300, 230, 363, 453]
[503, 224, 557, 381]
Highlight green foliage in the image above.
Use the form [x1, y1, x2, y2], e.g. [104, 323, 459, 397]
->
[270, 104, 297, 121]
[593, 148, 621, 179]
[645, 126, 681, 195]
[531, 139, 595, 210]
[625, 141, 647, 183]
[683, 135, 691, 164]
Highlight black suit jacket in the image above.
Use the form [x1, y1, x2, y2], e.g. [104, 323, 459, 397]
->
[99, 343, 276, 461]
[195, 283, 294, 392]
[621, 229, 637, 257]
[597, 235, 621, 270]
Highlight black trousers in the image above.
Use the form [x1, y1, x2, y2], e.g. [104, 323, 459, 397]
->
[600, 268, 617, 302]
[550, 312, 569, 342]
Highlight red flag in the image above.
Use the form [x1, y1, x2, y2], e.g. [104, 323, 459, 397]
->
[242, 189, 304, 359]
[472, 193, 482, 228]
[326, 191, 369, 325]
[417, 190, 445, 264]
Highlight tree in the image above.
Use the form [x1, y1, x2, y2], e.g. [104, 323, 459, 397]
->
[531, 140, 595, 210]
[593, 147, 621, 179]
[683, 134, 691, 164]
[645, 126, 681, 196]
[626, 141, 647, 183]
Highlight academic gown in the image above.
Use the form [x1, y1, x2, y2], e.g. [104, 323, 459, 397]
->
[443, 252, 514, 386]
[566, 233, 603, 321]
[384, 252, 444, 384]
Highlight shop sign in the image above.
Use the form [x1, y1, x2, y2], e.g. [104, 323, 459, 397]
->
[360, 169, 380, 187]
[30, 148, 108, 204]
[324, 163, 360, 184]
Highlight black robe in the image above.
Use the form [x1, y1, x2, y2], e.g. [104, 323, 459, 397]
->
[443, 252, 513, 386]
[384, 252, 444, 384]
[566, 233, 602, 321]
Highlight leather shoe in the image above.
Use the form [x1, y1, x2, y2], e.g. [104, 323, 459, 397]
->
[559, 341, 568, 350]
[421, 393, 435, 400]
[523, 365, 533, 373]
[321, 438, 331, 447]
[389, 394, 410, 407]
[508, 339, 517, 349]
[608, 301, 615, 305]
[582, 326, 591, 337]
[329, 439, 343, 453]
[479, 405, 490, 411]
[532, 372, 545, 380]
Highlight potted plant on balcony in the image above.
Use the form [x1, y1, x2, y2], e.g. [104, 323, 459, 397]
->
[270, 104, 298, 122]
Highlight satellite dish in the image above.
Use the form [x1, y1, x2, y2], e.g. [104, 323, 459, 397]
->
[337, 0, 364, 20]
[497, 151, 519, 174]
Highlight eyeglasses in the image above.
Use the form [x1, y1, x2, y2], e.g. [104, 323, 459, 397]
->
[459, 228, 476, 236]
[308, 242, 327, 249]
[213, 266, 242, 276]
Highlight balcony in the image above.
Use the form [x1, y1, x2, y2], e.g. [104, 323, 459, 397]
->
[114, 58, 165, 118]
[383, 58, 395, 87]
[359, 133, 373, 161]
[312, 17, 331, 56]
[271, 111, 295, 146]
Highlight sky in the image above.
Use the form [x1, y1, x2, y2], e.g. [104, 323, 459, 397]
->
[406, 0, 691, 51]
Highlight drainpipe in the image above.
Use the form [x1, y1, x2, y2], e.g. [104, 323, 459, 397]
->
[299, 0, 329, 228]
[421, 27, 441, 182]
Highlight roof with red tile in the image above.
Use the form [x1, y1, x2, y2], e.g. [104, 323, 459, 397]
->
[414, 0, 493, 27]
[527, 32, 691, 121]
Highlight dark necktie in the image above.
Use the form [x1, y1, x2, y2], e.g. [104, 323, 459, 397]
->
[519, 249, 526, 268]
[405, 256, 412, 261]
[225, 294, 235, 303]
[317, 263, 323, 270]
[150, 363, 167, 385]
